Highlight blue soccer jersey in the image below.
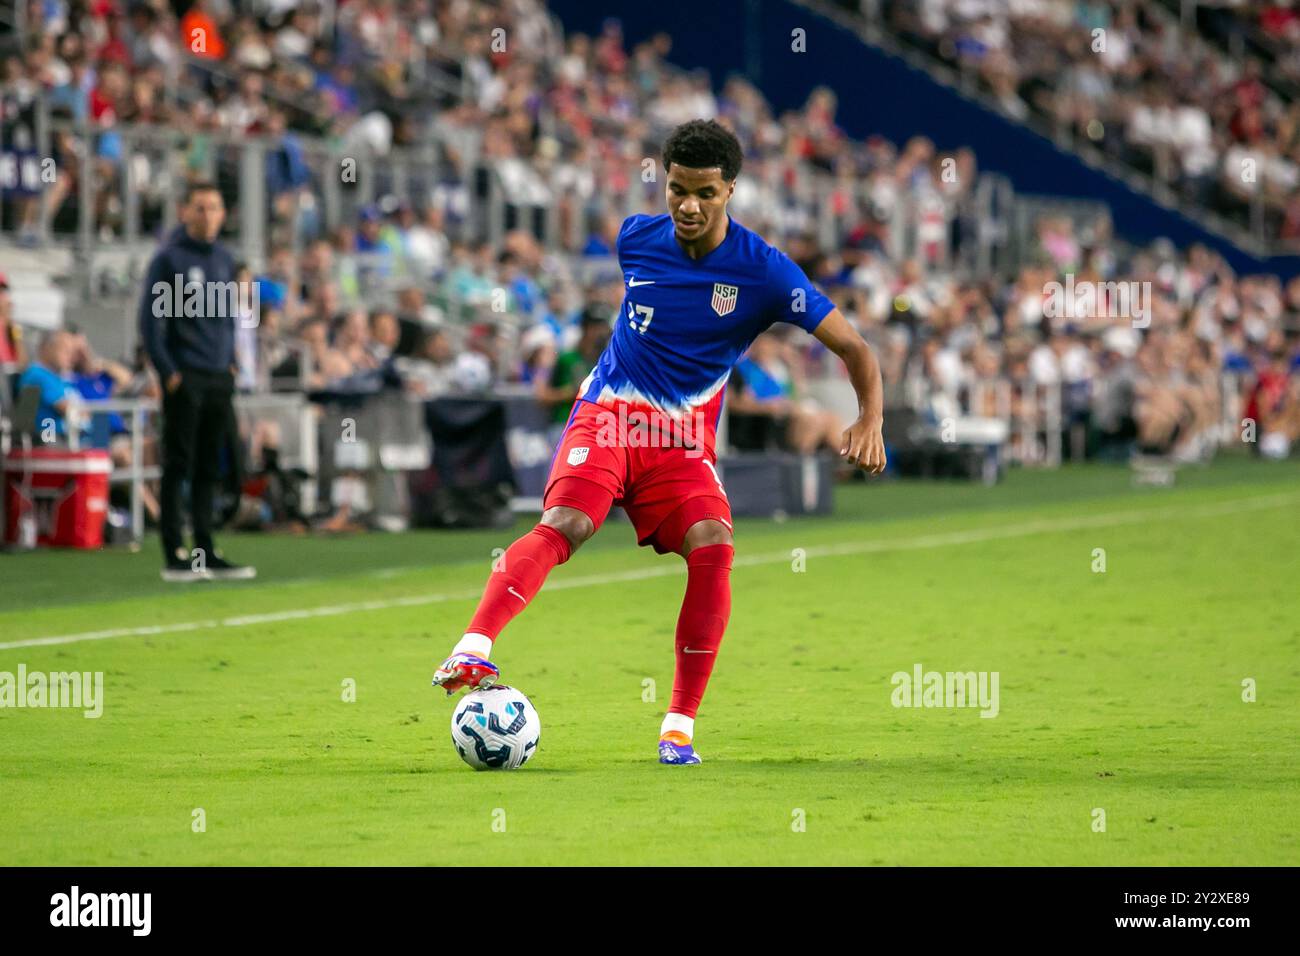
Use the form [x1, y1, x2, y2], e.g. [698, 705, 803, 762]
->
[576, 213, 835, 443]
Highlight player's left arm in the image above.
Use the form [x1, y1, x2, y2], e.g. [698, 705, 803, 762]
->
[812, 309, 886, 475]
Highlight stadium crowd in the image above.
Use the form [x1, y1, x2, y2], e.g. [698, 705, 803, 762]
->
[3, 2, 1300, 536]
[883, 0, 1300, 243]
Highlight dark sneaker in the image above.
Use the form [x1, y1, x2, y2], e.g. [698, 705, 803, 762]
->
[161, 558, 212, 583]
[206, 554, 257, 581]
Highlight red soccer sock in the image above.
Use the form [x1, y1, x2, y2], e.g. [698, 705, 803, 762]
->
[669, 543, 734, 719]
[465, 524, 572, 641]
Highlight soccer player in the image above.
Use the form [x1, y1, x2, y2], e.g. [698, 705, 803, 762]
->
[432, 119, 886, 764]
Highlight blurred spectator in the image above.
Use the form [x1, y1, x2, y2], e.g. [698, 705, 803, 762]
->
[69, 328, 161, 520]
[498, 250, 543, 321]
[393, 286, 443, 355]
[1247, 349, 1300, 458]
[518, 323, 557, 385]
[16, 330, 80, 442]
[397, 326, 456, 399]
[69, 327, 131, 429]
[0, 273, 27, 366]
[581, 211, 621, 257]
[330, 308, 379, 375]
[727, 331, 845, 455]
[368, 310, 401, 363]
[402, 205, 451, 276]
[264, 108, 314, 231]
[355, 205, 400, 280]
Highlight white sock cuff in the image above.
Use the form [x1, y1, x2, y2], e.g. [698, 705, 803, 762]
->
[453, 633, 494, 659]
[660, 712, 695, 739]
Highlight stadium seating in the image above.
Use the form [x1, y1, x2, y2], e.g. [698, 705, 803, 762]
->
[1, 0, 1296, 545]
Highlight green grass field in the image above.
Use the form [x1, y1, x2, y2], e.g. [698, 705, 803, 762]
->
[1, 457, 1298, 866]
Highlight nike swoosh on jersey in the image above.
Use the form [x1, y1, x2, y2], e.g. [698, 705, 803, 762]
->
[627, 277, 655, 287]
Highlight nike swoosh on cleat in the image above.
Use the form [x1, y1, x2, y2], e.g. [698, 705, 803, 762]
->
[507, 587, 527, 603]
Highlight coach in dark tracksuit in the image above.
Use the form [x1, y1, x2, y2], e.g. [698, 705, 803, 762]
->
[138, 181, 255, 582]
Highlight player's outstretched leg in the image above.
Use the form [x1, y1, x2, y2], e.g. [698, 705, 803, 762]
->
[659, 519, 734, 765]
[432, 506, 593, 696]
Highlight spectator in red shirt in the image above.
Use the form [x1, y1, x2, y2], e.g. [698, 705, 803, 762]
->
[0, 273, 27, 367]
[1244, 352, 1291, 429]
[1259, 5, 1300, 40]
[89, 62, 128, 125]
[97, 13, 133, 67]
[1229, 61, 1267, 112]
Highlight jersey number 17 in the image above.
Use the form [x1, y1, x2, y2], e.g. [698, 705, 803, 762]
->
[627, 302, 655, 334]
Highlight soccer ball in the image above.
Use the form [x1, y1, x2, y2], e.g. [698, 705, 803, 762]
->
[450, 685, 540, 771]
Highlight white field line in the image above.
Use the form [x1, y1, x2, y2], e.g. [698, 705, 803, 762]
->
[2, 490, 1296, 652]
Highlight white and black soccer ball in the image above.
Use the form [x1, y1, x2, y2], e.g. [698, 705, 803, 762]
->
[450, 685, 540, 771]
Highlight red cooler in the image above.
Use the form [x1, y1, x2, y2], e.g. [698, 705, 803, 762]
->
[3, 448, 112, 549]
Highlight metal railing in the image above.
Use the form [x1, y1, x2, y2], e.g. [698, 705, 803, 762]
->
[8, 105, 491, 293]
[905, 372, 1064, 468]
[6, 103, 1016, 294]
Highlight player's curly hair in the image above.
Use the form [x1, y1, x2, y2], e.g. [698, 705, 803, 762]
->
[662, 119, 743, 182]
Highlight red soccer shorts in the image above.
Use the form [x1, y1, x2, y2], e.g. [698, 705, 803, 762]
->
[543, 399, 733, 555]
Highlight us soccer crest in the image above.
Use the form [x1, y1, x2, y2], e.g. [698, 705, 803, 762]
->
[567, 446, 590, 466]
[711, 283, 739, 317]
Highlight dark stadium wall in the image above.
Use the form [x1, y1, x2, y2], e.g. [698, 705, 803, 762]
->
[547, 0, 1300, 280]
